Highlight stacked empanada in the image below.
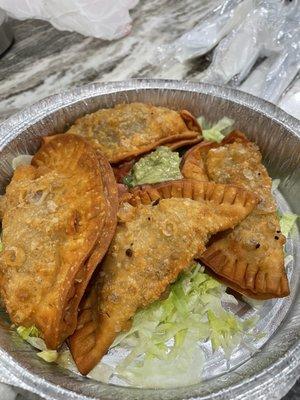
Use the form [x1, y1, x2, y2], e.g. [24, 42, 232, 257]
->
[182, 131, 289, 299]
[70, 179, 258, 374]
[65, 103, 202, 163]
[0, 134, 118, 348]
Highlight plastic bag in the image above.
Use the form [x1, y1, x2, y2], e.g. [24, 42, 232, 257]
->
[260, 9, 300, 103]
[197, 0, 286, 84]
[157, 0, 253, 63]
[239, 57, 277, 96]
[0, 0, 138, 40]
[279, 77, 300, 120]
[239, 1, 300, 102]
[156, 0, 300, 111]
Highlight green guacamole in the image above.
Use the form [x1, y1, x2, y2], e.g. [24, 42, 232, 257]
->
[123, 147, 182, 187]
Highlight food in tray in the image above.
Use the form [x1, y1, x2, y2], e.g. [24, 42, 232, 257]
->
[181, 131, 289, 299]
[64, 102, 201, 163]
[70, 180, 257, 374]
[0, 103, 296, 386]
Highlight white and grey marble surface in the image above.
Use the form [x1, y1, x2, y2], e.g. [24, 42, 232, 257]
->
[0, 0, 299, 399]
[0, 0, 214, 121]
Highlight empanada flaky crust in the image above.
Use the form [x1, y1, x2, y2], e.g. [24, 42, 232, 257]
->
[69, 179, 257, 374]
[0, 134, 118, 348]
[181, 132, 289, 299]
[64, 103, 201, 163]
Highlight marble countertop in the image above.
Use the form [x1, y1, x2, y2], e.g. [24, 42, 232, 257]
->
[0, 0, 213, 121]
[0, 0, 299, 399]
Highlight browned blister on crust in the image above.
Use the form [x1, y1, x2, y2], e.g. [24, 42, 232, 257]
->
[0, 134, 118, 349]
[181, 132, 289, 299]
[69, 179, 257, 374]
[64, 103, 200, 163]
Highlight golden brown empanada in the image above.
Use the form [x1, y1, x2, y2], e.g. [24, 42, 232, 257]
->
[64, 103, 201, 163]
[181, 132, 289, 299]
[69, 179, 257, 374]
[0, 134, 118, 349]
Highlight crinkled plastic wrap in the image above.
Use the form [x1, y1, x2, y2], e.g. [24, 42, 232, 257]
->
[197, 0, 289, 85]
[0, 80, 299, 400]
[156, 0, 300, 111]
[0, 0, 138, 40]
[279, 77, 300, 120]
[157, 0, 253, 63]
[240, 2, 300, 104]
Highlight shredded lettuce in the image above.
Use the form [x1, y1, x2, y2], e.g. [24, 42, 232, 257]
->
[113, 264, 255, 387]
[271, 178, 281, 193]
[15, 267, 257, 386]
[280, 213, 298, 237]
[16, 325, 109, 379]
[26, 337, 48, 351]
[117, 331, 205, 388]
[272, 182, 298, 237]
[12, 154, 33, 170]
[17, 325, 40, 340]
[17, 325, 58, 362]
[197, 116, 235, 143]
[37, 350, 58, 363]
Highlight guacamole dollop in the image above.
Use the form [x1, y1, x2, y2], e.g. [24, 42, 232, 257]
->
[123, 147, 182, 187]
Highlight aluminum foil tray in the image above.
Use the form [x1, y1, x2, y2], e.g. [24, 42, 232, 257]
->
[0, 80, 299, 400]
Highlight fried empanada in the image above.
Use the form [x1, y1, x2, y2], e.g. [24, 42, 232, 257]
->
[60, 149, 119, 335]
[202, 212, 287, 299]
[181, 131, 250, 182]
[69, 179, 257, 374]
[181, 141, 209, 182]
[165, 136, 202, 151]
[181, 132, 289, 299]
[64, 103, 201, 163]
[0, 134, 118, 349]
